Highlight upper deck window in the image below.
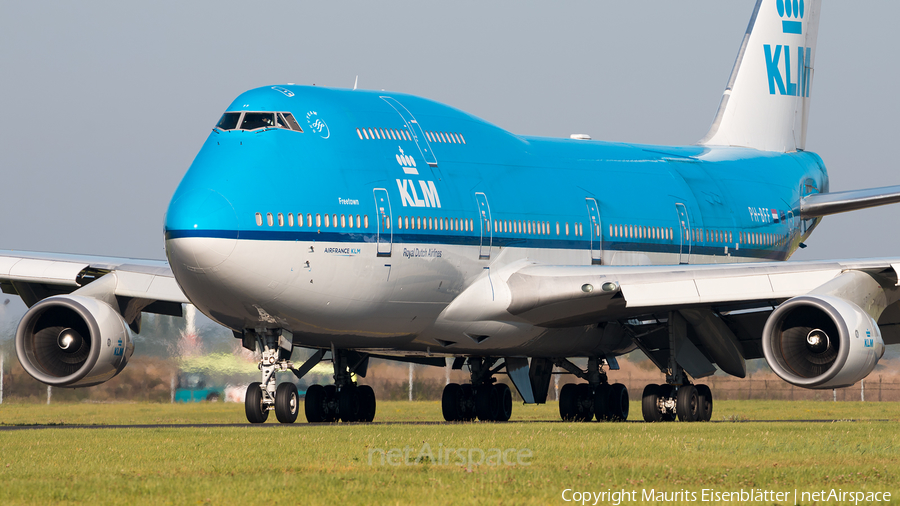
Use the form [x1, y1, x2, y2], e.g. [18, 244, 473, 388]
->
[215, 111, 304, 132]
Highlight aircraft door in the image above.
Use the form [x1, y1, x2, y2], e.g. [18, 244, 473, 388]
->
[475, 192, 492, 259]
[381, 96, 437, 167]
[585, 198, 603, 265]
[374, 188, 392, 257]
[675, 203, 692, 264]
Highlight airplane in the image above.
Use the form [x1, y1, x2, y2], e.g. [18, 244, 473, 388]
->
[8, 0, 900, 424]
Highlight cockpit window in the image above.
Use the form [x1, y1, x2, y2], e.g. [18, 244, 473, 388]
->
[216, 112, 241, 131]
[241, 112, 276, 130]
[280, 112, 303, 132]
[215, 111, 304, 132]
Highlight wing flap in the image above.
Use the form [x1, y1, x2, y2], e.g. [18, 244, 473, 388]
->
[4, 258, 88, 286]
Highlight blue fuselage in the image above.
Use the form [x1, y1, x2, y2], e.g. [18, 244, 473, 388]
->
[163, 85, 827, 354]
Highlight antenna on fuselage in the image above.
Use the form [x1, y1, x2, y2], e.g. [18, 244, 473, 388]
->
[353, 75, 358, 90]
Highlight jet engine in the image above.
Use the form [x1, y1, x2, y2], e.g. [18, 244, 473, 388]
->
[15, 295, 134, 387]
[762, 294, 884, 389]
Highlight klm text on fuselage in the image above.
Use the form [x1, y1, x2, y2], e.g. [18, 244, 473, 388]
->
[397, 179, 441, 208]
[765, 45, 812, 97]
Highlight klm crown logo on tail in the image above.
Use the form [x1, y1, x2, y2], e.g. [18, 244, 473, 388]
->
[777, 0, 805, 34]
[765, 0, 811, 97]
[699, 0, 820, 152]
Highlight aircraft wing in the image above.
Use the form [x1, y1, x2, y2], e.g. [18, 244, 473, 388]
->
[441, 258, 900, 378]
[0, 249, 188, 315]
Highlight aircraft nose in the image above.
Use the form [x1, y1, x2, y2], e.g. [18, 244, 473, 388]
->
[165, 188, 238, 270]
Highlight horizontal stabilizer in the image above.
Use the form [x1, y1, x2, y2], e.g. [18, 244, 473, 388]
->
[801, 185, 900, 218]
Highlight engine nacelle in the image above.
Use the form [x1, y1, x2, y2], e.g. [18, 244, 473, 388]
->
[15, 295, 134, 387]
[762, 294, 884, 389]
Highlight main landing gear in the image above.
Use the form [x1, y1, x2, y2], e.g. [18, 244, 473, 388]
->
[631, 311, 717, 422]
[304, 347, 376, 423]
[240, 330, 376, 424]
[441, 358, 513, 422]
[640, 383, 712, 422]
[556, 357, 629, 422]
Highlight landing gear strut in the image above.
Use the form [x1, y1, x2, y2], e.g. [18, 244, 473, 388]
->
[243, 329, 300, 424]
[441, 358, 512, 422]
[556, 357, 629, 422]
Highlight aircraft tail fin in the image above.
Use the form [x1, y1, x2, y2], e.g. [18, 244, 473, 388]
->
[699, 0, 821, 152]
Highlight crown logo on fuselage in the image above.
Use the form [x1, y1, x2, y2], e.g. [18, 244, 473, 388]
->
[396, 147, 418, 175]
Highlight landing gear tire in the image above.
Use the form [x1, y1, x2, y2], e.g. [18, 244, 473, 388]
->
[574, 383, 594, 422]
[442, 383, 463, 421]
[459, 384, 476, 421]
[475, 385, 500, 421]
[244, 382, 268, 424]
[323, 385, 339, 422]
[339, 384, 360, 422]
[274, 382, 299, 424]
[641, 384, 663, 422]
[593, 383, 611, 421]
[304, 384, 326, 423]
[357, 385, 377, 422]
[493, 383, 513, 422]
[696, 384, 713, 422]
[676, 385, 700, 422]
[559, 383, 578, 421]
[607, 383, 629, 421]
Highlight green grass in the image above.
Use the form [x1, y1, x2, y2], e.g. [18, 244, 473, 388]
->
[0, 401, 898, 505]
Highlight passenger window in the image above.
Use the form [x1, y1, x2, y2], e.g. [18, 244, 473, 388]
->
[216, 112, 241, 131]
[398, 217, 403, 229]
[288, 213, 294, 227]
[267, 213, 274, 226]
[459, 133, 466, 144]
[277, 213, 284, 226]
[384, 216, 390, 229]
[356, 128, 363, 139]
[362, 129, 370, 139]
[356, 215, 361, 228]
[333, 214, 337, 228]
[348, 215, 354, 229]
[255, 212, 262, 226]
[307, 214, 312, 227]
[315, 214, 321, 227]
[364, 215, 369, 228]
[341, 214, 346, 228]
[241, 112, 276, 130]
[324, 214, 330, 228]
